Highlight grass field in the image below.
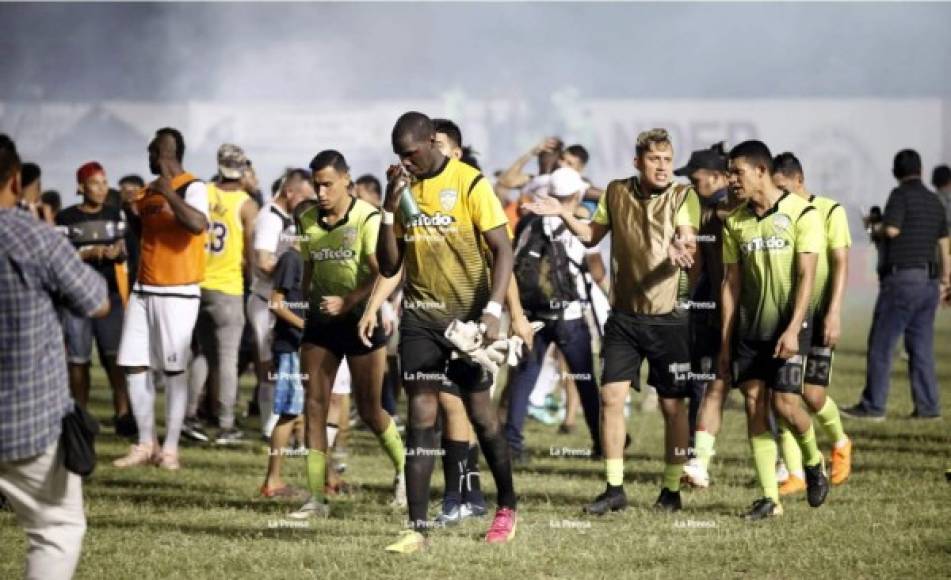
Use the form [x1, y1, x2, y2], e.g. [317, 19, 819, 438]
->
[2, 303, 950, 579]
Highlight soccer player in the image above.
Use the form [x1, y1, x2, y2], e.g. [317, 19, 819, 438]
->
[248, 169, 313, 438]
[674, 144, 742, 488]
[113, 128, 209, 471]
[430, 117, 488, 524]
[375, 111, 528, 553]
[720, 140, 830, 519]
[525, 128, 701, 514]
[183, 144, 258, 444]
[771, 152, 852, 491]
[55, 162, 133, 436]
[286, 150, 406, 520]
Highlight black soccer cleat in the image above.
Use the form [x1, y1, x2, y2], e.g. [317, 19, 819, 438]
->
[743, 497, 783, 520]
[653, 488, 682, 512]
[804, 461, 830, 507]
[583, 486, 628, 515]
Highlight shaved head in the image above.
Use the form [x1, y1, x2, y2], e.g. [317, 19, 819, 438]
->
[391, 111, 434, 148]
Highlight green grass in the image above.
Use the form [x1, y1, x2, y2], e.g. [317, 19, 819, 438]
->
[3, 304, 950, 579]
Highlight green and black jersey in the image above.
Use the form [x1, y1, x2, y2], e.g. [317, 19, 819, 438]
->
[808, 194, 852, 317]
[297, 196, 380, 325]
[722, 192, 825, 341]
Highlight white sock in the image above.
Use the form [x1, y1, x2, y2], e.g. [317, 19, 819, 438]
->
[327, 423, 339, 448]
[186, 352, 208, 418]
[834, 438, 850, 449]
[163, 372, 188, 454]
[127, 371, 155, 446]
[529, 345, 559, 407]
[258, 380, 275, 435]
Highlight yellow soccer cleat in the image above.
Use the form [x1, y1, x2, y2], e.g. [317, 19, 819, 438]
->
[385, 530, 429, 554]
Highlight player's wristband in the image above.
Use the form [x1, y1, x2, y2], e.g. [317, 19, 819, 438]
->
[482, 301, 503, 318]
[381, 211, 395, 225]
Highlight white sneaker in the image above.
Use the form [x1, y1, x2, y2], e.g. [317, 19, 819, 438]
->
[682, 458, 710, 488]
[391, 472, 407, 508]
[288, 496, 330, 520]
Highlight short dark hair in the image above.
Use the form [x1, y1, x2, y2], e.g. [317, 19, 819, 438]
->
[0, 134, 21, 188]
[565, 144, 589, 166]
[156, 127, 185, 162]
[635, 129, 671, 158]
[460, 146, 481, 170]
[392, 111, 434, 146]
[729, 140, 774, 173]
[932, 164, 951, 189]
[892, 149, 921, 180]
[41, 190, 61, 213]
[433, 118, 463, 149]
[772, 152, 804, 179]
[355, 174, 381, 195]
[21, 162, 41, 188]
[309, 150, 350, 174]
[118, 174, 145, 188]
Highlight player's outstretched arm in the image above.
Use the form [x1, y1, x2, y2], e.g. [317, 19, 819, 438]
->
[521, 195, 609, 248]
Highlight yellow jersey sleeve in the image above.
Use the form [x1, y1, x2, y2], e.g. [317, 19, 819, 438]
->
[722, 219, 739, 265]
[362, 211, 381, 259]
[796, 206, 825, 254]
[675, 188, 701, 229]
[467, 176, 509, 236]
[826, 205, 852, 249]
[592, 191, 610, 226]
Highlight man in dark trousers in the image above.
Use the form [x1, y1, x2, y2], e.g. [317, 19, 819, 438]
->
[843, 149, 950, 420]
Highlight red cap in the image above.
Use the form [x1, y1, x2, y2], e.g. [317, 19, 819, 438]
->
[76, 161, 104, 184]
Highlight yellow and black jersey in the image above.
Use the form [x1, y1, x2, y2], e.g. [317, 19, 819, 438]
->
[395, 157, 510, 328]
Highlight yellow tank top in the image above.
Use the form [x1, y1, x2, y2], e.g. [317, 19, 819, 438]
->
[201, 183, 250, 295]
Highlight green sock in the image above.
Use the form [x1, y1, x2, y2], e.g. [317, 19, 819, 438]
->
[606, 458, 624, 487]
[377, 418, 406, 473]
[793, 423, 822, 467]
[750, 433, 779, 503]
[663, 463, 683, 492]
[779, 425, 804, 478]
[815, 397, 847, 445]
[306, 449, 327, 501]
[694, 430, 717, 469]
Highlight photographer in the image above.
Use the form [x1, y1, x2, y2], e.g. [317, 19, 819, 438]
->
[843, 149, 950, 420]
[0, 134, 109, 579]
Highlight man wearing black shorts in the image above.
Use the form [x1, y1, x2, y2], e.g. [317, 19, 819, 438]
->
[526, 128, 701, 514]
[56, 161, 133, 436]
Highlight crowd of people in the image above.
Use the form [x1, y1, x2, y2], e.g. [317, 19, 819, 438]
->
[1, 112, 949, 575]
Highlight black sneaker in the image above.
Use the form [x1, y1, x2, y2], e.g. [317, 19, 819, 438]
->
[182, 417, 209, 442]
[743, 497, 783, 520]
[804, 461, 830, 507]
[908, 411, 941, 421]
[840, 405, 885, 422]
[114, 414, 138, 438]
[653, 488, 682, 512]
[215, 427, 245, 445]
[583, 485, 627, 515]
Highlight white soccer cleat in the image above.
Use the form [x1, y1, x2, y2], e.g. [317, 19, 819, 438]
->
[288, 496, 330, 520]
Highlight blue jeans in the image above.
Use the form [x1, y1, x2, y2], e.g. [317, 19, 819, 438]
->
[859, 268, 941, 416]
[504, 317, 599, 454]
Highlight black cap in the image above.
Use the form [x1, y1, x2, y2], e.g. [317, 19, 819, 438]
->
[674, 148, 728, 177]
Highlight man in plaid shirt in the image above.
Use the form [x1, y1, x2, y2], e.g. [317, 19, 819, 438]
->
[0, 134, 108, 580]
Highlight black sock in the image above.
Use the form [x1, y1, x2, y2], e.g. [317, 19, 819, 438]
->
[406, 427, 438, 530]
[441, 439, 468, 507]
[463, 444, 485, 505]
[607, 483, 624, 495]
[474, 429, 517, 510]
